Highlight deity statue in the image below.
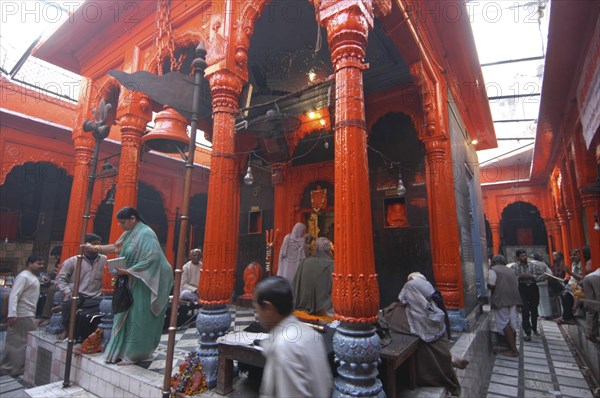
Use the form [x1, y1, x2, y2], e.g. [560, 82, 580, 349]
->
[386, 202, 407, 227]
[241, 261, 262, 299]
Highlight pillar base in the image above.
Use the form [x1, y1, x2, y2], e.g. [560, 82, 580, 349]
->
[99, 294, 114, 352]
[332, 323, 384, 398]
[448, 306, 483, 333]
[196, 304, 232, 389]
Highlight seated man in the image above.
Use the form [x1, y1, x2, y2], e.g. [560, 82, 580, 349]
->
[384, 275, 461, 396]
[55, 233, 106, 340]
[293, 237, 334, 316]
[180, 248, 202, 303]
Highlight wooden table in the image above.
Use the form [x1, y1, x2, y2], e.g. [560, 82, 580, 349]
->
[380, 332, 420, 398]
[215, 330, 419, 397]
[216, 334, 266, 395]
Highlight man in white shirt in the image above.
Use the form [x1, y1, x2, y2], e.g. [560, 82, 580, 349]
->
[0, 254, 44, 376]
[180, 248, 202, 303]
[254, 276, 333, 398]
[55, 233, 106, 340]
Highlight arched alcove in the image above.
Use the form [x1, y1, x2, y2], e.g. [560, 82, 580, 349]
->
[501, 201, 548, 252]
[0, 162, 72, 271]
[94, 188, 116, 244]
[94, 181, 168, 246]
[137, 182, 168, 245]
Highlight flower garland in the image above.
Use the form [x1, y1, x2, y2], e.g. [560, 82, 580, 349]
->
[170, 351, 207, 397]
[310, 188, 327, 213]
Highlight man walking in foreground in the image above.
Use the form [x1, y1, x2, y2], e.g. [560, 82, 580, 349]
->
[0, 254, 44, 376]
[488, 254, 522, 356]
[254, 276, 332, 397]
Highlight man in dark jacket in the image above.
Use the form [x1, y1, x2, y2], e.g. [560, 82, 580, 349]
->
[488, 254, 522, 356]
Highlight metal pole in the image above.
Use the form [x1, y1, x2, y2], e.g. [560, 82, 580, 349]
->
[63, 137, 101, 387]
[162, 42, 207, 398]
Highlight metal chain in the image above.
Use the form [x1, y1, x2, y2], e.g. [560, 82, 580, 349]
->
[154, 0, 183, 75]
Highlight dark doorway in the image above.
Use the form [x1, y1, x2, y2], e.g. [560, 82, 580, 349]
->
[500, 202, 547, 247]
[0, 162, 72, 271]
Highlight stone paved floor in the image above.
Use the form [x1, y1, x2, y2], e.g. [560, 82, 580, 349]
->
[484, 319, 598, 398]
[0, 375, 28, 398]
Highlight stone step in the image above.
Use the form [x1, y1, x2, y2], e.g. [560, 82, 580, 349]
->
[24, 381, 100, 398]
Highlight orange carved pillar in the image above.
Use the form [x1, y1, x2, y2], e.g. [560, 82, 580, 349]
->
[550, 220, 563, 255]
[411, 61, 464, 311]
[196, 69, 242, 388]
[558, 211, 572, 264]
[107, 93, 151, 245]
[424, 138, 464, 308]
[581, 194, 600, 270]
[62, 135, 95, 260]
[490, 221, 501, 255]
[544, 218, 555, 264]
[319, 2, 383, 395]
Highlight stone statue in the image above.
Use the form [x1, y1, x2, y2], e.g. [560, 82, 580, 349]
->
[241, 261, 262, 299]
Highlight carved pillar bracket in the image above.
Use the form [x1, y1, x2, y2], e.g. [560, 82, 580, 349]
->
[197, 68, 243, 389]
[318, 2, 383, 396]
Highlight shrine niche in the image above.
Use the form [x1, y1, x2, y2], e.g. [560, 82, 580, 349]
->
[368, 112, 432, 306]
[300, 181, 334, 247]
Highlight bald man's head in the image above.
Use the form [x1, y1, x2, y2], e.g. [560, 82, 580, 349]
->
[190, 249, 202, 264]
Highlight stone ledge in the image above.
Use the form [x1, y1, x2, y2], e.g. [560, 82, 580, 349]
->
[25, 381, 99, 398]
[562, 319, 600, 387]
[450, 308, 494, 398]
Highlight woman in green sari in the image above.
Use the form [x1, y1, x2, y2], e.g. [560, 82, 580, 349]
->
[86, 206, 173, 365]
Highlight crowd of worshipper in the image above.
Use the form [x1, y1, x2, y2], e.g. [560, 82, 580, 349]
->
[1, 217, 471, 396]
[17, 218, 600, 397]
[487, 247, 598, 358]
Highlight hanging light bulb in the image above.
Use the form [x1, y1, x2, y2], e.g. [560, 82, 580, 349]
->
[244, 164, 254, 185]
[397, 170, 406, 197]
[324, 139, 329, 149]
[594, 212, 600, 231]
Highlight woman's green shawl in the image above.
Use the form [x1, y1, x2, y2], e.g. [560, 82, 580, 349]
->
[119, 222, 173, 316]
[105, 222, 174, 363]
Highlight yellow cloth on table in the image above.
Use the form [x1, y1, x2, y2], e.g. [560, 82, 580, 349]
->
[292, 309, 334, 324]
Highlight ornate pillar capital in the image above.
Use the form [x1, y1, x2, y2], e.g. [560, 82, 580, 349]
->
[317, 0, 373, 70]
[207, 69, 244, 115]
[423, 137, 448, 162]
[116, 91, 151, 125]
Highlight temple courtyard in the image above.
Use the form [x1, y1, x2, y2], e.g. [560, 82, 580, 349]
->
[0, 305, 597, 398]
